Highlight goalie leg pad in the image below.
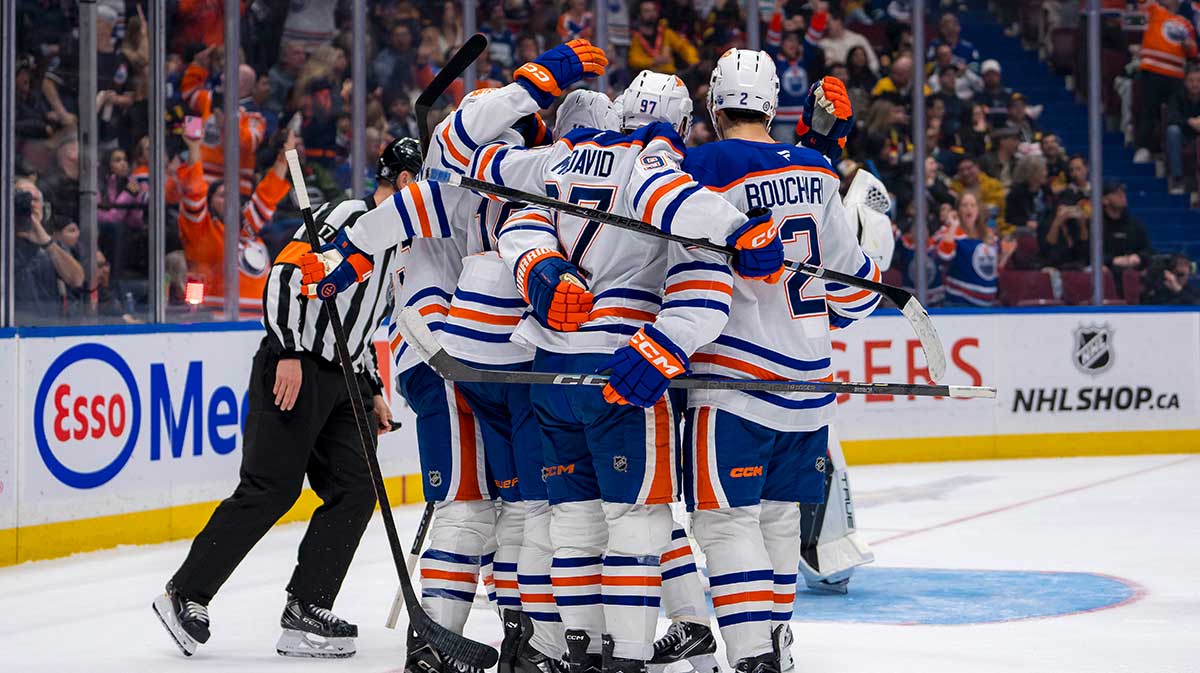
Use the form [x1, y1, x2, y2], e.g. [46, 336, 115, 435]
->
[691, 505, 774, 667]
[600, 502, 674, 662]
[420, 499, 497, 633]
[550, 499, 609, 655]
[798, 427, 874, 590]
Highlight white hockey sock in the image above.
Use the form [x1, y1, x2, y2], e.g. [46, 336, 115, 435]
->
[550, 500, 608, 654]
[420, 499, 496, 633]
[494, 500, 525, 614]
[761, 500, 801, 627]
[660, 524, 708, 623]
[520, 500, 566, 658]
[601, 502, 673, 661]
[692, 506, 775, 666]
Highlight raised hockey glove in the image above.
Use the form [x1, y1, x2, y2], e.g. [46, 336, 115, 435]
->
[514, 39, 609, 108]
[300, 228, 374, 300]
[600, 324, 689, 408]
[727, 207, 785, 283]
[796, 76, 855, 162]
[515, 248, 594, 331]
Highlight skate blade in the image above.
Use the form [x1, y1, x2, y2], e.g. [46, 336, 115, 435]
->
[276, 628, 356, 658]
[152, 594, 198, 657]
[805, 578, 849, 595]
[650, 657, 721, 673]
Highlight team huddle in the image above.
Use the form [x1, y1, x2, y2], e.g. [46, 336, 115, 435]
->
[153, 37, 894, 673]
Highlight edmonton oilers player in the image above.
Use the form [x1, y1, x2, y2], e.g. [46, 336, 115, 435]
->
[675, 51, 881, 673]
[494, 70, 784, 673]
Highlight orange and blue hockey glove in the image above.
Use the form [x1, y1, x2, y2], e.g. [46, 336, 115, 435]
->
[300, 229, 374, 300]
[514, 248, 594, 331]
[796, 75, 855, 162]
[727, 207, 784, 284]
[599, 324, 689, 408]
[514, 39, 609, 108]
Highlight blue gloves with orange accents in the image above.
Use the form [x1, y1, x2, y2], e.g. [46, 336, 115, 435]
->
[727, 207, 785, 283]
[600, 324, 689, 408]
[795, 76, 855, 162]
[300, 228, 374, 300]
[515, 248, 594, 331]
[514, 39, 609, 108]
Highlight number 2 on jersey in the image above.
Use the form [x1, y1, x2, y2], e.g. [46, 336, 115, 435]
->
[780, 214, 825, 319]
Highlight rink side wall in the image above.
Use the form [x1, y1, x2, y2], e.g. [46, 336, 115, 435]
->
[1, 307, 1198, 566]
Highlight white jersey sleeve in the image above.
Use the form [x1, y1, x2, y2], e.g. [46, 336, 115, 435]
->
[345, 181, 462, 253]
[431, 83, 541, 175]
[650, 245, 734, 357]
[818, 192, 883, 322]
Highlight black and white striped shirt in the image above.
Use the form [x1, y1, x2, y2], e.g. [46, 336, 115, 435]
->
[262, 197, 401, 394]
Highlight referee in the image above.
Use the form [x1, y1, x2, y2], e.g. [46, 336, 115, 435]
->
[153, 138, 425, 659]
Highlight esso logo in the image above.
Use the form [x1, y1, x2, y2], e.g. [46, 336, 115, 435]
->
[34, 344, 142, 489]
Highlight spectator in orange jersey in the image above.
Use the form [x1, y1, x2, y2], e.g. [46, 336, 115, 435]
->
[177, 129, 297, 313]
[1133, 0, 1198, 163]
[181, 47, 266, 197]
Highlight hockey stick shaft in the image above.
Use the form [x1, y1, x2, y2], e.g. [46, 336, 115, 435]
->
[385, 501, 436, 629]
[426, 169, 948, 382]
[396, 307, 994, 399]
[286, 153, 498, 668]
[416, 34, 488, 154]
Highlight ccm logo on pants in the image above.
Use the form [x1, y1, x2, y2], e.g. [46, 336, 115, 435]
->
[729, 466, 764, 478]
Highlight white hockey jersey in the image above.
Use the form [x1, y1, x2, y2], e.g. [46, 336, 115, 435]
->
[344, 84, 543, 368]
[492, 123, 754, 357]
[679, 139, 882, 432]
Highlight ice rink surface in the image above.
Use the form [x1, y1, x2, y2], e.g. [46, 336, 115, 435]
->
[3, 453, 1198, 673]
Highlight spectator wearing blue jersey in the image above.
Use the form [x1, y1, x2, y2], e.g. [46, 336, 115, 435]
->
[926, 13, 981, 71]
[766, 3, 827, 142]
[936, 192, 1014, 307]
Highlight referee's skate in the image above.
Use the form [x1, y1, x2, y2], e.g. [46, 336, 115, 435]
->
[275, 595, 358, 659]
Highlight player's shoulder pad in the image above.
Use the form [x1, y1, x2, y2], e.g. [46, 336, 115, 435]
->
[559, 127, 608, 147]
[628, 122, 686, 156]
[685, 139, 839, 191]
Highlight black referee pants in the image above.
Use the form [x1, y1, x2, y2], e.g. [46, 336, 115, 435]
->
[171, 340, 379, 609]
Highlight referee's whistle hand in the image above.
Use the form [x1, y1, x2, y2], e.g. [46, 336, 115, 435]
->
[273, 358, 303, 411]
[373, 395, 392, 436]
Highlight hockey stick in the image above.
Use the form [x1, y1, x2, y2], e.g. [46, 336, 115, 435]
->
[424, 169, 949, 383]
[385, 501, 436, 629]
[396, 307, 994, 399]
[285, 152, 499, 669]
[416, 34, 489, 154]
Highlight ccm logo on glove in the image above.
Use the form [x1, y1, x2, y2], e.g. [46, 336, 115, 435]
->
[631, 330, 685, 377]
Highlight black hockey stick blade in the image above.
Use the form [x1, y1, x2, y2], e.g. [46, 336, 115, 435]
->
[416, 34, 489, 154]
[397, 308, 994, 399]
[286, 153, 498, 669]
[424, 169, 949, 382]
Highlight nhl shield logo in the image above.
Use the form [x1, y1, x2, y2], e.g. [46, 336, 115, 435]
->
[1073, 324, 1114, 375]
[428, 470, 443, 488]
[815, 456, 826, 473]
[613, 456, 628, 473]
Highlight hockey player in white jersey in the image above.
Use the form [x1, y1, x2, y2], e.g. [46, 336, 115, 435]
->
[492, 70, 785, 673]
[672, 51, 882, 673]
[301, 40, 609, 673]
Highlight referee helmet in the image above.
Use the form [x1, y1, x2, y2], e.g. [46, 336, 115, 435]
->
[376, 137, 423, 188]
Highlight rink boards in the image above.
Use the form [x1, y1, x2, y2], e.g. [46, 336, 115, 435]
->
[1, 307, 1198, 566]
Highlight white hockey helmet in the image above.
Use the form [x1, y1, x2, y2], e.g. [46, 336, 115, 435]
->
[620, 70, 693, 138]
[554, 89, 620, 136]
[707, 49, 779, 137]
[843, 168, 895, 271]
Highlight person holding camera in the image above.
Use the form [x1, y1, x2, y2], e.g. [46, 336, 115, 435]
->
[1038, 190, 1091, 270]
[13, 178, 85, 321]
[1143, 254, 1200, 305]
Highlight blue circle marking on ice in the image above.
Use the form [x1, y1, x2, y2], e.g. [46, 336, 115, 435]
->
[790, 567, 1142, 625]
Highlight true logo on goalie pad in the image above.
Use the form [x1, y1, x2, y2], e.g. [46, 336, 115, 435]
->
[428, 470, 443, 488]
[1073, 324, 1113, 375]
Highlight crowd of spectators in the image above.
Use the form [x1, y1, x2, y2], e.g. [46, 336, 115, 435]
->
[9, 0, 1197, 325]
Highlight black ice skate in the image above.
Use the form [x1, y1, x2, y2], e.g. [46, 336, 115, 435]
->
[406, 628, 485, 673]
[152, 581, 210, 656]
[275, 595, 357, 658]
[734, 652, 780, 673]
[565, 629, 603, 673]
[601, 633, 647, 673]
[501, 610, 570, 673]
[771, 624, 794, 673]
[649, 620, 720, 673]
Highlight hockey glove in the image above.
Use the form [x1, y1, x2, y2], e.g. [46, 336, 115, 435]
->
[300, 228, 375, 300]
[727, 207, 784, 284]
[515, 248, 594, 331]
[600, 324, 689, 408]
[514, 39, 609, 108]
[795, 76, 855, 162]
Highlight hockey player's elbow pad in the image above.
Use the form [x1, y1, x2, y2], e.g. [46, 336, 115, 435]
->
[599, 324, 689, 408]
[301, 229, 374, 300]
[516, 248, 594, 331]
[727, 208, 785, 284]
[514, 39, 609, 108]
